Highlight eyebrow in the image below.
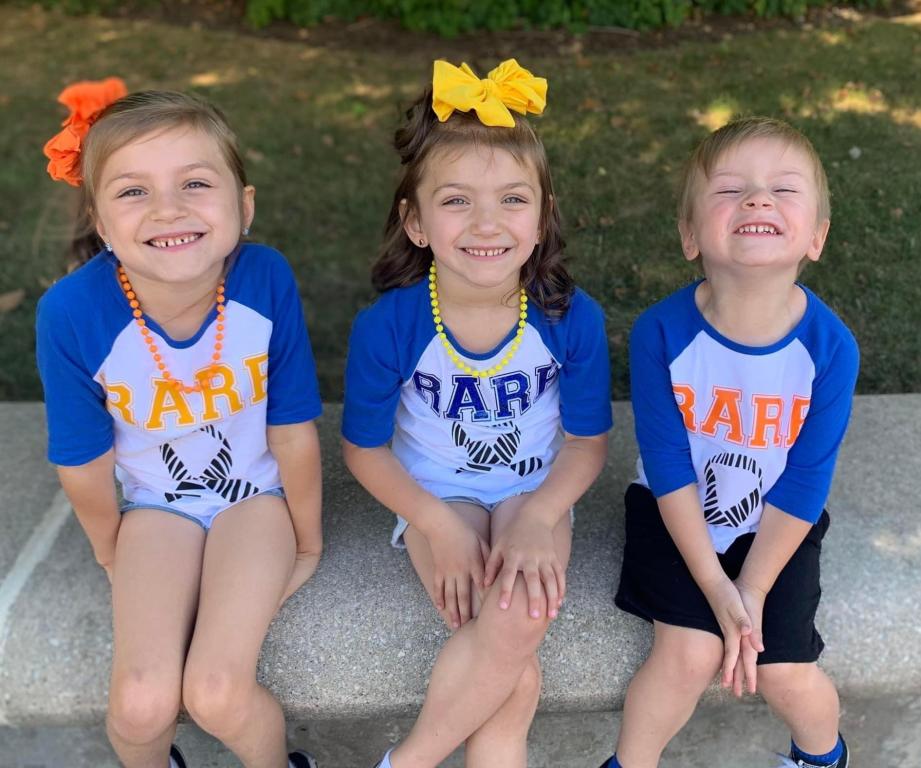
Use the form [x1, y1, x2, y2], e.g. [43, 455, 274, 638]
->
[432, 181, 537, 194]
[710, 169, 808, 179]
[104, 162, 221, 189]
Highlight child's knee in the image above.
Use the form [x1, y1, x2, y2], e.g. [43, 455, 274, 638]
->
[107, 672, 180, 745]
[182, 664, 252, 737]
[653, 629, 723, 692]
[758, 662, 827, 703]
[480, 577, 549, 656]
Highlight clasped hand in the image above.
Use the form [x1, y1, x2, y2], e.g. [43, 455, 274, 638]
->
[484, 511, 565, 621]
[700, 574, 765, 696]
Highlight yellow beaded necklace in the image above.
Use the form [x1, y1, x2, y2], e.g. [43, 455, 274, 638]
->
[428, 261, 528, 379]
[117, 265, 226, 394]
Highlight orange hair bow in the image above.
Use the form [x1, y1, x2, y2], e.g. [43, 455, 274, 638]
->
[432, 59, 547, 128]
[43, 77, 128, 187]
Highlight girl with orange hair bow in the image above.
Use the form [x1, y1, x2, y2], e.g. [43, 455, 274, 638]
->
[38, 81, 321, 768]
[342, 59, 612, 768]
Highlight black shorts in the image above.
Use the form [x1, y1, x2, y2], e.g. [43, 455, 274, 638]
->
[614, 483, 829, 665]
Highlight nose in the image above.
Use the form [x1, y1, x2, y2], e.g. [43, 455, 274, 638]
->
[149, 189, 187, 222]
[471, 202, 501, 236]
[742, 187, 774, 209]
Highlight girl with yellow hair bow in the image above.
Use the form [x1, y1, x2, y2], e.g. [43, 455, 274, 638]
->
[342, 59, 612, 768]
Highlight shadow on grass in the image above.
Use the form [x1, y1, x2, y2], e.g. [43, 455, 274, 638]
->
[0, 6, 919, 400]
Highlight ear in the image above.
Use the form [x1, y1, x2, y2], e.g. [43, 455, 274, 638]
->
[400, 198, 425, 245]
[93, 209, 109, 244]
[241, 185, 256, 231]
[804, 217, 830, 263]
[678, 219, 700, 261]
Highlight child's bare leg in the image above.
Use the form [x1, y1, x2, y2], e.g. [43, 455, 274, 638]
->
[758, 662, 840, 754]
[181, 494, 295, 768]
[616, 623, 723, 768]
[463, 497, 573, 768]
[106, 510, 205, 768]
[394, 500, 565, 768]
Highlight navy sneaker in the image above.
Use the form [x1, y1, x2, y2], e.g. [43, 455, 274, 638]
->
[288, 750, 319, 768]
[169, 744, 187, 768]
[775, 736, 849, 768]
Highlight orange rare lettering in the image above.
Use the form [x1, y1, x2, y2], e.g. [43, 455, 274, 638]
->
[787, 395, 811, 446]
[145, 379, 195, 430]
[243, 353, 269, 404]
[749, 395, 785, 448]
[700, 387, 745, 445]
[105, 382, 136, 425]
[199, 363, 244, 421]
[673, 384, 697, 432]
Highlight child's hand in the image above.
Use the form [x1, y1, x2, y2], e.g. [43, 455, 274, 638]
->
[279, 550, 322, 607]
[484, 515, 565, 620]
[731, 579, 766, 696]
[426, 510, 489, 630]
[699, 575, 754, 689]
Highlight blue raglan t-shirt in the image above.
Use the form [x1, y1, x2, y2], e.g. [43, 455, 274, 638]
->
[342, 279, 613, 504]
[630, 280, 859, 553]
[36, 244, 321, 514]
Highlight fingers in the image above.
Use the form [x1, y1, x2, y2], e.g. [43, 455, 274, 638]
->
[720, 629, 740, 688]
[472, 540, 488, 592]
[456, 577, 472, 626]
[483, 546, 500, 588]
[553, 561, 566, 608]
[540, 563, 559, 619]
[524, 566, 544, 619]
[433, 572, 446, 612]
[444, 577, 460, 629]
[740, 635, 759, 695]
[497, 563, 518, 611]
[732, 654, 745, 699]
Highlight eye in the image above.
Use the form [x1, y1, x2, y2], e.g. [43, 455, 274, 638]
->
[441, 196, 468, 206]
[715, 188, 741, 195]
[116, 187, 145, 198]
[503, 194, 529, 205]
[185, 180, 212, 190]
[774, 187, 798, 193]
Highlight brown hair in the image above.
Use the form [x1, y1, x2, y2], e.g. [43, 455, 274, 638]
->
[70, 90, 248, 264]
[372, 88, 574, 317]
[677, 116, 831, 225]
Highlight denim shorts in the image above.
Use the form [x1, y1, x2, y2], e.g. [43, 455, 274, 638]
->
[390, 492, 574, 549]
[120, 487, 286, 531]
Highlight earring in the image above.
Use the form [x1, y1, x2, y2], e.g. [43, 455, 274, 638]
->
[104, 241, 113, 252]
[242, 227, 250, 236]
[418, 238, 426, 247]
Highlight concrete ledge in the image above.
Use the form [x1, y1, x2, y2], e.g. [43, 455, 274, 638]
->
[1, 396, 919, 731]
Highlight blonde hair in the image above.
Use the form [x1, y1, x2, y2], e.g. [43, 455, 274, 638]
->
[71, 90, 247, 263]
[677, 116, 830, 225]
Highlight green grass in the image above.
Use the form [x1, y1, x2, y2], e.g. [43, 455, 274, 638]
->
[1, 5, 920, 400]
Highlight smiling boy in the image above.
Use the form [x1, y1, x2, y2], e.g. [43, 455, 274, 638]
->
[600, 117, 859, 768]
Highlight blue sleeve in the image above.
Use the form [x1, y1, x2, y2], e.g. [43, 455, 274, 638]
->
[341, 303, 404, 447]
[559, 292, 613, 436]
[764, 329, 859, 522]
[266, 258, 322, 425]
[36, 292, 113, 466]
[629, 311, 698, 496]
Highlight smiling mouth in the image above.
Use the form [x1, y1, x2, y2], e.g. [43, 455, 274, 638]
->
[147, 233, 204, 248]
[735, 224, 781, 235]
[462, 247, 510, 257]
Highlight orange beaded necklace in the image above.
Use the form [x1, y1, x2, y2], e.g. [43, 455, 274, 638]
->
[117, 265, 226, 394]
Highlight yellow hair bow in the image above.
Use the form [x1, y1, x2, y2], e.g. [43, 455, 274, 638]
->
[432, 59, 547, 128]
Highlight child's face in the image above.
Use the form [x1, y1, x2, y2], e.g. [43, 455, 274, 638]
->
[679, 137, 829, 277]
[402, 144, 542, 296]
[94, 126, 254, 288]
